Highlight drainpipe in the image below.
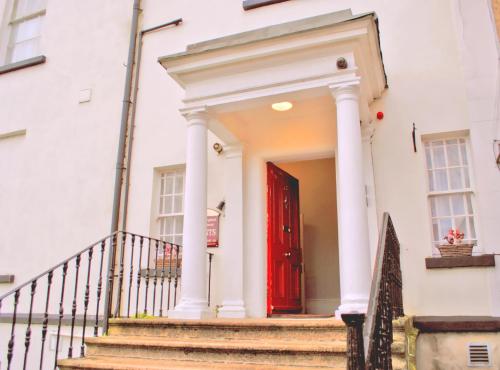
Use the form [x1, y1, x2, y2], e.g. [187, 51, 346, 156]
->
[110, 0, 141, 235]
[104, 0, 141, 334]
[120, 18, 183, 232]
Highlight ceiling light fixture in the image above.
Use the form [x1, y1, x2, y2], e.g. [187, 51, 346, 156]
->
[272, 101, 293, 111]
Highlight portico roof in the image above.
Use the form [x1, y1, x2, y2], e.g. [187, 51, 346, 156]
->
[158, 8, 387, 124]
[158, 9, 384, 70]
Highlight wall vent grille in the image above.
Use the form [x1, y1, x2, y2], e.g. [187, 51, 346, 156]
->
[468, 343, 491, 367]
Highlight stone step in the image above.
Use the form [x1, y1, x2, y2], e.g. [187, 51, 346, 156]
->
[84, 336, 348, 367]
[108, 318, 348, 342]
[58, 356, 343, 370]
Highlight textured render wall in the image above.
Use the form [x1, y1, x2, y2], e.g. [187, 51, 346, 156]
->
[279, 158, 340, 314]
[126, 0, 499, 316]
[0, 1, 133, 295]
[417, 332, 500, 369]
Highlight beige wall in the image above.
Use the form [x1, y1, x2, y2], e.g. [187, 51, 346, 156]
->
[279, 158, 340, 314]
[417, 332, 499, 369]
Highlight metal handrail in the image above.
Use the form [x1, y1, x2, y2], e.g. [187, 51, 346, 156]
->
[341, 212, 404, 370]
[0, 231, 213, 370]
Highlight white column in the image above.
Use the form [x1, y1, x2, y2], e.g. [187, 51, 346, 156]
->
[169, 110, 213, 319]
[218, 144, 246, 318]
[330, 80, 372, 314]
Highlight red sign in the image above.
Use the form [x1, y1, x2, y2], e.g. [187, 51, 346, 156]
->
[207, 215, 219, 247]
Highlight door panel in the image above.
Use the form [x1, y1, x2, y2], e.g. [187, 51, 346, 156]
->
[267, 162, 302, 314]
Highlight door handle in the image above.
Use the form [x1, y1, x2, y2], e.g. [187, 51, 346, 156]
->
[284, 252, 291, 257]
[282, 225, 291, 233]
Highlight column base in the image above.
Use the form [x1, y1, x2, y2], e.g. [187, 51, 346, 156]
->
[168, 298, 215, 320]
[334, 297, 368, 319]
[218, 300, 246, 318]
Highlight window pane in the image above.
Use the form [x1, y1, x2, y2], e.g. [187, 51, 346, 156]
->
[460, 143, 468, 165]
[446, 143, 460, 166]
[175, 216, 184, 234]
[468, 216, 476, 239]
[428, 171, 435, 192]
[160, 175, 165, 195]
[425, 147, 433, 170]
[435, 196, 450, 217]
[164, 196, 173, 214]
[463, 168, 470, 188]
[466, 194, 473, 214]
[163, 217, 174, 235]
[173, 195, 183, 213]
[432, 144, 446, 168]
[12, 17, 42, 43]
[165, 176, 173, 195]
[430, 197, 437, 217]
[432, 221, 439, 242]
[175, 175, 184, 195]
[434, 169, 448, 191]
[449, 168, 463, 190]
[439, 218, 452, 238]
[451, 194, 465, 215]
[454, 217, 466, 234]
[8, 37, 38, 63]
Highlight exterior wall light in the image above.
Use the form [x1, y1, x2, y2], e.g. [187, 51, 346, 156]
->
[271, 101, 293, 111]
[213, 142, 223, 155]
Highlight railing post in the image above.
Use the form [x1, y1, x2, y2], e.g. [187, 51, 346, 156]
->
[341, 313, 366, 370]
[103, 233, 118, 334]
[207, 253, 214, 307]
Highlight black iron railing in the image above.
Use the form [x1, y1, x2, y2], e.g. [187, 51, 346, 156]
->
[341, 212, 404, 370]
[0, 231, 214, 370]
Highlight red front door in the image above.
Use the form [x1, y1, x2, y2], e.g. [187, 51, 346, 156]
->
[267, 162, 302, 315]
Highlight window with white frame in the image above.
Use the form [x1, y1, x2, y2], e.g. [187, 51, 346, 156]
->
[158, 169, 185, 246]
[5, 0, 46, 64]
[424, 137, 477, 253]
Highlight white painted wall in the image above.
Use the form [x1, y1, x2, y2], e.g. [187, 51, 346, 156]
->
[0, 1, 133, 296]
[130, 0, 499, 316]
[1, 0, 499, 323]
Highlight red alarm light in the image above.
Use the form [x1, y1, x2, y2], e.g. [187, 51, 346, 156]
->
[376, 111, 384, 120]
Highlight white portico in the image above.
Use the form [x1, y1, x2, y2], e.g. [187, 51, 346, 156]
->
[159, 10, 386, 319]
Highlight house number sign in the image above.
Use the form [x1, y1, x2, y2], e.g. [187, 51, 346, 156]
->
[207, 209, 220, 248]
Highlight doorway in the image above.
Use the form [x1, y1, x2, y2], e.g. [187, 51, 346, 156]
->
[267, 158, 340, 316]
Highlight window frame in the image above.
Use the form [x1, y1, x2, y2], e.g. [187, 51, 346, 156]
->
[1, 0, 46, 66]
[422, 135, 481, 256]
[154, 167, 186, 247]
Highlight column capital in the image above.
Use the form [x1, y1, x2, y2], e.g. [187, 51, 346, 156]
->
[224, 143, 244, 159]
[180, 106, 209, 127]
[328, 78, 361, 103]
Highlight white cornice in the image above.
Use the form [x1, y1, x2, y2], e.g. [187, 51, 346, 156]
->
[162, 13, 386, 113]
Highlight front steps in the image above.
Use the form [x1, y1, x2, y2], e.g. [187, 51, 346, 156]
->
[58, 318, 406, 369]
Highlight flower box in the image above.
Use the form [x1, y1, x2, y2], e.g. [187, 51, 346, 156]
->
[438, 244, 474, 257]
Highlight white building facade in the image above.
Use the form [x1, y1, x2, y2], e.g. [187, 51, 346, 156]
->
[1, 0, 500, 363]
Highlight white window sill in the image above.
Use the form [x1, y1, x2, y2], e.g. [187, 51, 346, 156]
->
[0, 55, 46, 75]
